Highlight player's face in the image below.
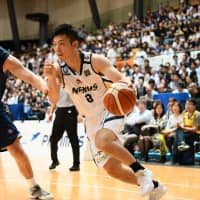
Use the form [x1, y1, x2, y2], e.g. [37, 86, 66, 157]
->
[52, 35, 74, 61]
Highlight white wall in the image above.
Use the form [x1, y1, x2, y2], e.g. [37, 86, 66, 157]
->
[0, 0, 132, 40]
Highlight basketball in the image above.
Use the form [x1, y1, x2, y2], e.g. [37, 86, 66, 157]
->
[103, 82, 136, 116]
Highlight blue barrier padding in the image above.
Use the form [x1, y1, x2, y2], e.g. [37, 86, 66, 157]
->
[153, 92, 189, 112]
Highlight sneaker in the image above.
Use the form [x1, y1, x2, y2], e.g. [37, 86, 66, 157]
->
[49, 161, 59, 170]
[148, 182, 167, 200]
[29, 184, 54, 199]
[69, 164, 80, 171]
[136, 169, 154, 196]
[177, 142, 190, 151]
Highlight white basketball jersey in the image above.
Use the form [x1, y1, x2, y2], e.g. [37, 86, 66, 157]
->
[60, 51, 110, 119]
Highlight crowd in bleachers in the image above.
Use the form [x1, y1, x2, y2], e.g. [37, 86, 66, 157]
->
[1, 1, 200, 164]
[123, 95, 200, 165]
[2, 46, 50, 120]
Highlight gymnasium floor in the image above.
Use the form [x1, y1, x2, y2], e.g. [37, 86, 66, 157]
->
[0, 151, 200, 200]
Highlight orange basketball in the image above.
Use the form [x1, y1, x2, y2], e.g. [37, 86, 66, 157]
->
[103, 82, 136, 116]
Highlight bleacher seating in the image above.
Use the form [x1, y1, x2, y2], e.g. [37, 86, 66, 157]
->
[134, 150, 200, 164]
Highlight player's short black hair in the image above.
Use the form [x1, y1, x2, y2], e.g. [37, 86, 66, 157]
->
[51, 23, 83, 43]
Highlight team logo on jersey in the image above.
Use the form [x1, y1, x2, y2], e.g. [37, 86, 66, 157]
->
[61, 66, 71, 75]
[84, 54, 90, 63]
[76, 79, 82, 84]
[84, 69, 91, 77]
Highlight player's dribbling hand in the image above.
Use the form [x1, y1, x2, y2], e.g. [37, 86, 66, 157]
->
[118, 79, 136, 90]
[43, 60, 57, 78]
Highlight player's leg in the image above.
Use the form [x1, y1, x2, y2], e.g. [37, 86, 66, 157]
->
[104, 157, 166, 200]
[103, 157, 138, 184]
[95, 128, 137, 165]
[95, 129, 154, 195]
[95, 128, 166, 198]
[1, 103, 53, 199]
[7, 138, 34, 179]
[7, 138, 54, 199]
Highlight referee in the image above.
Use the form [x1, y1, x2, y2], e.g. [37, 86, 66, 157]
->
[48, 88, 80, 171]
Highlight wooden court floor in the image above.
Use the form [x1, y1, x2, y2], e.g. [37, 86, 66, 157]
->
[0, 152, 200, 200]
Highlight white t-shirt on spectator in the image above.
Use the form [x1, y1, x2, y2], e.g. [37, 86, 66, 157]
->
[107, 47, 117, 66]
[196, 66, 200, 86]
[125, 107, 153, 126]
[134, 50, 147, 66]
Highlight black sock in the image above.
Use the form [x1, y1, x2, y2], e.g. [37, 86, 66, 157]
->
[130, 161, 145, 173]
[152, 180, 159, 188]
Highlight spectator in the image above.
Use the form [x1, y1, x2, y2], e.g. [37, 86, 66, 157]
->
[134, 46, 147, 67]
[195, 58, 200, 86]
[132, 65, 143, 86]
[144, 59, 152, 74]
[188, 82, 200, 110]
[144, 84, 158, 110]
[136, 76, 146, 99]
[172, 81, 189, 93]
[166, 98, 176, 116]
[169, 72, 181, 91]
[142, 101, 168, 163]
[163, 101, 183, 155]
[174, 99, 200, 163]
[125, 98, 153, 161]
[107, 44, 118, 67]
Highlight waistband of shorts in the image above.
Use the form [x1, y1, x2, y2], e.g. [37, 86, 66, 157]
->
[57, 105, 76, 110]
[104, 115, 124, 123]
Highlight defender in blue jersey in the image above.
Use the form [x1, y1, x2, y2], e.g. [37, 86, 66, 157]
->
[44, 24, 167, 200]
[0, 47, 53, 199]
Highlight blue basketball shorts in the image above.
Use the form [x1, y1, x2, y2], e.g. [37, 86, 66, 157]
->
[0, 103, 20, 150]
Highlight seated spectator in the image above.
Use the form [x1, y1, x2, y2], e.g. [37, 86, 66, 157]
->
[172, 81, 189, 93]
[141, 101, 168, 163]
[134, 46, 147, 67]
[162, 101, 183, 154]
[188, 82, 200, 110]
[144, 59, 152, 74]
[132, 65, 143, 86]
[156, 83, 169, 93]
[196, 58, 200, 86]
[169, 72, 181, 91]
[124, 98, 152, 137]
[136, 76, 146, 99]
[173, 98, 200, 164]
[144, 84, 158, 110]
[165, 97, 177, 120]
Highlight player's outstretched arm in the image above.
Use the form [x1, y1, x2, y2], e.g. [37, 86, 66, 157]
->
[3, 55, 48, 95]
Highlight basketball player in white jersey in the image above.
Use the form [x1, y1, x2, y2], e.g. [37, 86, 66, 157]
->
[44, 24, 166, 200]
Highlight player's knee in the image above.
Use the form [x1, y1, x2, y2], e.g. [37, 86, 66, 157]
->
[95, 131, 109, 151]
[7, 140, 24, 157]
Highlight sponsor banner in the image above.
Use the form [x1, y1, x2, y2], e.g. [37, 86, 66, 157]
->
[14, 120, 88, 161]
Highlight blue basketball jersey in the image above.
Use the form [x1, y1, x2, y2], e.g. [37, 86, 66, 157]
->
[0, 47, 9, 101]
[0, 47, 19, 150]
